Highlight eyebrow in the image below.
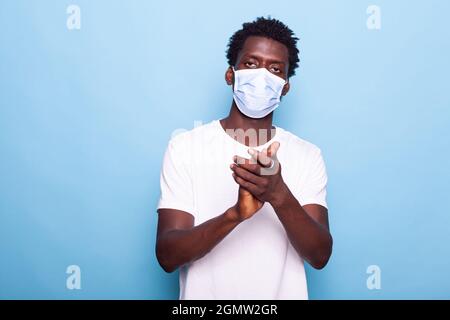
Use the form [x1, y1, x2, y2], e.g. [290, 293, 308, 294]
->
[242, 54, 286, 66]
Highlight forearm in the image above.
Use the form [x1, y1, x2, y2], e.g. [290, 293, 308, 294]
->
[156, 207, 240, 273]
[272, 184, 333, 269]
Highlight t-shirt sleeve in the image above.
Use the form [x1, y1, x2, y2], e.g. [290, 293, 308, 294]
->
[300, 149, 328, 209]
[157, 140, 195, 215]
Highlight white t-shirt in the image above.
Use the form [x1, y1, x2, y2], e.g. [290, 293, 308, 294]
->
[157, 119, 328, 300]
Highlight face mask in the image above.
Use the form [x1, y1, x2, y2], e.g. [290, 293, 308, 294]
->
[232, 67, 286, 119]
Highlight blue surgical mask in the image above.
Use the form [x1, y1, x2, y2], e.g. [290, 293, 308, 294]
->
[232, 67, 286, 119]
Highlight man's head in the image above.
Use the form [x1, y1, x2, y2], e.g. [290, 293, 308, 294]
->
[224, 17, 299, 118]
[225, 17, 300, 84]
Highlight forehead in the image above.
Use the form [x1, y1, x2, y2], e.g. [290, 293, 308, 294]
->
[237, 36, 289, 63]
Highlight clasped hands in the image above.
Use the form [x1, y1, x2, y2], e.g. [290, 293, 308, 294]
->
[228, 142, 289, 222]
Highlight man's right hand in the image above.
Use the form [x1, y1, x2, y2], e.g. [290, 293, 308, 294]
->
[227, 182, 264, 222]
[234, 187, 264, 221]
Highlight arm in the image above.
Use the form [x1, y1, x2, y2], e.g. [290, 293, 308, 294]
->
[156, 208, 238, 273]
[230, 142, 333, 269]
[271, 184, 332, 269]
[156, 187, 264, 273]
[156, 137, 267, 273]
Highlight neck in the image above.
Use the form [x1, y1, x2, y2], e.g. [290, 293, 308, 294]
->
[220, 101, 276, 147]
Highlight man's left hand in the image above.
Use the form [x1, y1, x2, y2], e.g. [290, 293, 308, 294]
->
[230, 141, 289, 207]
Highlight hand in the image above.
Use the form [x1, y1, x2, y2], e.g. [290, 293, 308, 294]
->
[227, 185, 264, 222]
[230, 142, 288, 209]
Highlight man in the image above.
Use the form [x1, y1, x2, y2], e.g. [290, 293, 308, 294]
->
[156, 17, 332, 300]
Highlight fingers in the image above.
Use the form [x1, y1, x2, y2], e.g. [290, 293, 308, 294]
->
[248, 141, 280, 168]
[231, 172, 260, 196]
[233, 156, 260, 174]
[267, 141, 280, 158]
[230, 163, 264, 185]
[248, 148, 272, 167]
[232, 141, 281, 178]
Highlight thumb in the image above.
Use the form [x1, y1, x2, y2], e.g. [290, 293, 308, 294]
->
[267, 141, 280, 159]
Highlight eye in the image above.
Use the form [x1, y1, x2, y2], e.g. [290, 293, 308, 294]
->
[245, 61, 257, 68]
[270, 66, 281, 73]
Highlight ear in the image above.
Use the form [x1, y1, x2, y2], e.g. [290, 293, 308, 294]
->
[225, 66, 234, 86]
[281, 81, 290, 96]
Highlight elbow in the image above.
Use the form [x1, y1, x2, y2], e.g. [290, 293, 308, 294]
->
[156, 244, 178, 273]
[311, 235, 333, 270]
[158, 259, 177, 273]
[311, 255, 330, 270]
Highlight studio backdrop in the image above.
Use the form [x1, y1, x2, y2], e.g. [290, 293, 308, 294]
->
[1, 0, 449, 299]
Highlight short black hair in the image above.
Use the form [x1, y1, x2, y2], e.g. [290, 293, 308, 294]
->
[226, 17, 300, 78]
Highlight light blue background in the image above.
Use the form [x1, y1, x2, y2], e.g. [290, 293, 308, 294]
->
[1, 0, 449, 299]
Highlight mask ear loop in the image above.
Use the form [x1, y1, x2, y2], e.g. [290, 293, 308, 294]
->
[230, 66, 236, 91]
